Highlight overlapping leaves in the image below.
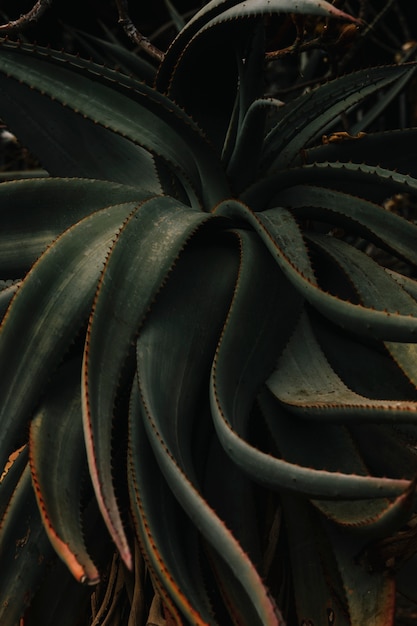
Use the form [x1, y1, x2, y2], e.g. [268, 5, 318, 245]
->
[1, 0, 417, 624]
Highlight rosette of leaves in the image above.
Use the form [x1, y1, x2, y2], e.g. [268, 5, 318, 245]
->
[2, 0, 417, 624]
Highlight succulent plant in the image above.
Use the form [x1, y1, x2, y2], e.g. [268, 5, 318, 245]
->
[2, 0, 417, 624]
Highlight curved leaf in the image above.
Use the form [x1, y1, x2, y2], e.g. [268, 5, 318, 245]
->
[0, 40, 229, 208]
[0, 77, 162, 190]
[261, 64, 417, 171]
[29, 358, 100, 585]
[216, 199, 417, 342]
[257, 388, 410, 498]
[309, 234, 417, 390]
[0, 201, 137, 473]
[242, 162, 417, 210]
[129, 382, 215, 625]
[272, 185, 417, 269]
[135, 230, 282, 624]
[208, 222, 410, 500]
[305, 128, 417, 179]
[267, 310, 417, 421]
[157, 0, 358, 94]
[82, 197, 216, 570]
[0, 177, 147, 276]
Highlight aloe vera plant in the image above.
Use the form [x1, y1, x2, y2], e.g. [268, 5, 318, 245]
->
[2, 0, 417, 624]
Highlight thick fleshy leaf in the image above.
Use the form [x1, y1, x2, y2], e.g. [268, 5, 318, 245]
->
[135, 230, 282, 624]
[0, 177, 146, 276]
[157, 0, 358, 94]
[223, 23, 269, 184]
[156, 0, 247, 93]
[0, 59, 161, 190]
[216, 199, 417, 342]
[82, 198, 215, 570]
[227, 98, 276, 192]
[351, 423, 417, 481]
[0, 201, 137, 473]
[158, 0, 357, 148]
[256, 386, 412, 500]
[209, 226, 302, 443]
[0, 445, 28, 519]
[309, 234, 417, 390]
[208, 219, 409, 499]
[129, 382, 216, 625]
[305, 308, 417, 402]
[29, 358, 100, 585]
[261, 376, 416, 533]
[242, 162, 417, 210]
[215, 198, 317, 283]
[261, 64, 417, 171]
[70, 29, 157, 83]
[0, 40, 229, 208]
[206, 0, 359, 26]
[217, 392, 410, 500]
[305, 128, 417, 179]
[348, 42, 417, 135]
[267, 311, 417, 421]
[271, 185, 417, 269]
[285, 493, 397, 625]
[314, 489, 415, 543]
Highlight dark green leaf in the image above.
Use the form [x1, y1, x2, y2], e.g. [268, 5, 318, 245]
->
[0, 178, 147, 276]
[261, 64, 417, 171]
[29, 358, 101, 585]
[0, 201, 137, 473]
[83, 198, 216, 570]
[135, 229, 282, 624]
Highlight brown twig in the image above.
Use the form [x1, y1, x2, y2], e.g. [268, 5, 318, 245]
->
[0, 0, 53, 33]
[115, 0, 164, 63]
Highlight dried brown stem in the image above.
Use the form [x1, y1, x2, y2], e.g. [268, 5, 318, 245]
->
[0, 0, 53, 33]
[115, 0, 164, 63]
